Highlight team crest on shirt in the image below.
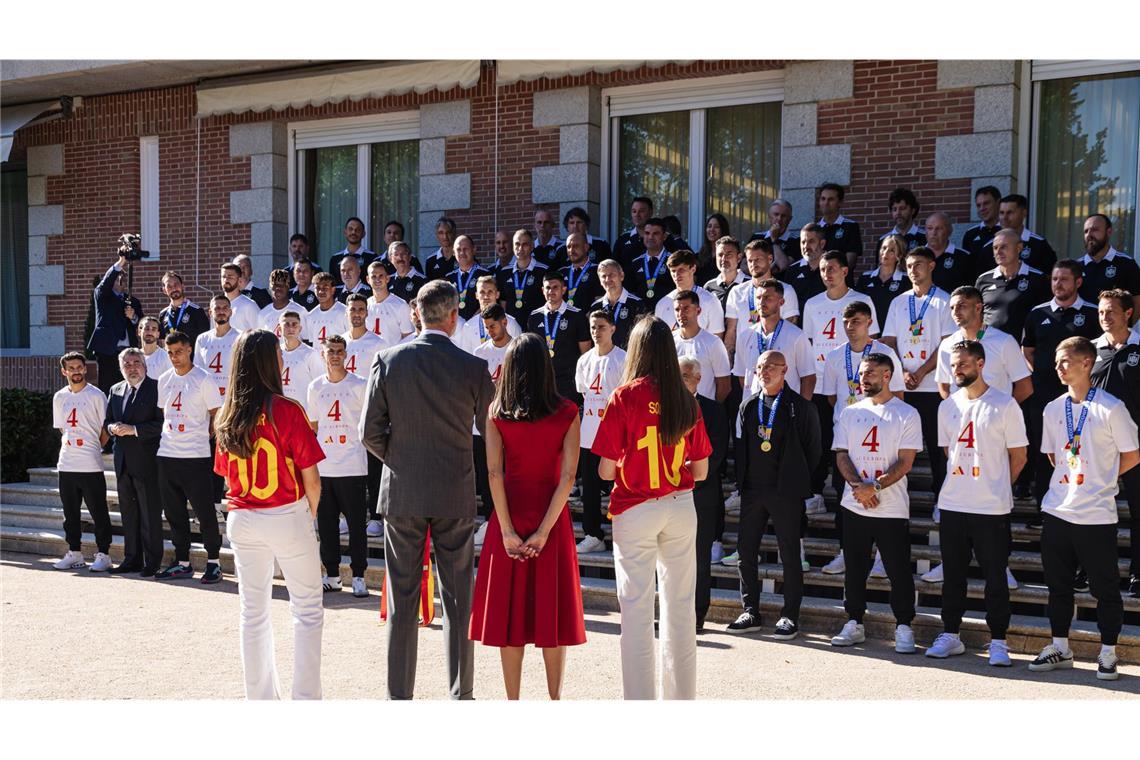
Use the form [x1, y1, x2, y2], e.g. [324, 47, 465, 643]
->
[619, 307, 629, 319]
[835, 229, 844, 239]
[76, 439, 83, 447]
[889, 281, 900, 291]
[1020, 249, 1030, 260]
[178, 424, 185, 432]
[559, 318, 568, 331]
[1128, 353, 1140, 367]
[405, 282, 413, 292]
[944, 257, 954, 269]
[339, 434, 347, 444]
[1106, 266, 1117, 279]
[1073, 314, 1086, 326]
[1017, 279, 1029, 292]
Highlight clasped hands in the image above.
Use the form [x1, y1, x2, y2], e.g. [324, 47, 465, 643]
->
[851, 482, 880, 509]
[501, 528, 548, 561]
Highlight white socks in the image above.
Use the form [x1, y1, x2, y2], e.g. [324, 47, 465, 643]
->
[1052, 636, 1070, 652]
[1100, 644, 1116, 657]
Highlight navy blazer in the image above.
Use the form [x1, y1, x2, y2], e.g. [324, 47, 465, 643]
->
[103, 376, 163, 478]
[87, 264, 142, 356]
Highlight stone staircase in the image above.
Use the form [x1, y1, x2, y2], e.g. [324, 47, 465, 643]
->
[3, 455, 1138, 664]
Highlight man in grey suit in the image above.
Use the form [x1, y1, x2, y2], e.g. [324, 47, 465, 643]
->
[360, 280, 495, 700]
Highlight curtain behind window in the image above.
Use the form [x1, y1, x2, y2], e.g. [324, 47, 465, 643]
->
[369, 139, 419, 258]
[303, 146, 358, 269]
[1036, 71, 1139, 257]
[1, 169, 30, 348]
[618, 111, 690, 231]
[706, 102, 781, 243]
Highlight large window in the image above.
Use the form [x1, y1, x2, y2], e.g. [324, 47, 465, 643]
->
[1, 167, 30, 349]
[1032, 63, 1140, 257]
[604, 71, 784, 247]
[290, 112, 420, 268]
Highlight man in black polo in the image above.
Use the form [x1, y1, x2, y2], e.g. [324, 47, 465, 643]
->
[388, 241, 427, 302]
[533, 208, 564, 270]
[817, 182, 862, 275]
[978, 195, 1057, 274]
[591, 259, 648, 350]
[749, 198, 799, 274]
[556, 206, 612, 265]
[782, 223, 828, 308]
[290, 258, 320, 311]
[1021, 260, 1102, 513]
[497, 228, 548, 324]
[976, 228, 1050, 341]
[560, 232, 603, 310]
[960, 185, 1002, 261]
[1078, 213, 1140, 312]
[328, 217, 375, 286]
[613, 196, 654, 269]
[526, 270, 591, 404]
[445, 234, 487, 320]
[233, 254, 271, 309]
[157, 270, 209, 346]
[926, 211, 976, 294]
[880, 188, 927, 251]
[624, 217, 675, 309]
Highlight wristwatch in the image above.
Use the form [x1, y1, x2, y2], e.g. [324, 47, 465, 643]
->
[872, 479, 883, 493]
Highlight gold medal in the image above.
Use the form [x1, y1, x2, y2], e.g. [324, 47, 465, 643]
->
[760, 440, 772, 453]
[549, 349, 555, 358]
[646, 289, 654, 298]
[1067, 453, 1080, 470]
[846, 395, 857, 406]
[515, 299, 523, 309]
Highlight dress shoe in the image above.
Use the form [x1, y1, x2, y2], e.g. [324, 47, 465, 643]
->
[139, 567, 158, 578]
[108, 563, 143, 575]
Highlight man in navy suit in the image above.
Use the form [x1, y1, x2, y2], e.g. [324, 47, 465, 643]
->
[88, 251, 143, 397]
[104, 348, 165, 575]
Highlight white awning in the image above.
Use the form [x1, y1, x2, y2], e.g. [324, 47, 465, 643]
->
[1, 100, 63, 162]
[196, 60, 482, 117]
[495, 60, 694, 86]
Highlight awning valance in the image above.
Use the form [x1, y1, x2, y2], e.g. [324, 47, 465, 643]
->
[495, 60, 694, 86]
[196, 60, 482, 117]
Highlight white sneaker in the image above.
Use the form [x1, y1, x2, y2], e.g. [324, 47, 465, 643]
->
[338, 516, 348, 535]
[831, 619, 865, 647]
[710, 540, 725, 564]
[366, 519, 383, 537]
[89, 552, 112, 572]
[576, 535, 606, 554]
[821, 552, 846, 575]
[720, 551, 741, 567]
[869, 550, 887, 579]
[895, 624, 916, 654]
[322, 576, 342, 592]
[473, 522, 489, 547]
[352, 577, 368, 597]
[925, 632, 966, 658]
[989, 640, 1012, 667]
[921, 563, 944, 583]
[53, 550, 86, 570]
[932, 505, 940, 524]
[1006, 567, 1018, 590]
[804, 494, 826, 515]
[725, 491, 741, 509]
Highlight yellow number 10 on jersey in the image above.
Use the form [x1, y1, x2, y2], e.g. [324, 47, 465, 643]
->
[233, 439, 281, 499]
[635, 425, 685, 489]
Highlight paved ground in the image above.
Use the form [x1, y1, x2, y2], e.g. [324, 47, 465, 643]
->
[3, 552, 1138, 700]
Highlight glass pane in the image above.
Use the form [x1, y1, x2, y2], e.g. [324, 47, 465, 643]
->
[1036, 71, 1140, 257]
[617, 111, 690, 234]
[705, 102, 782, 242]
[303, 146, 358, 269]
[369, 139, 420, 257]
[1, 169, 30, 348]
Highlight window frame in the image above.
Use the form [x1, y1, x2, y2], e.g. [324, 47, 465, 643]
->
[286, 111, 421, 254]
[600, 70, 785, 244]
[1028, 60, 1140, 255]
[139, 135, 161, 260]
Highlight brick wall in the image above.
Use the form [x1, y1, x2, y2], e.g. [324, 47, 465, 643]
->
[0, 356, 71, 393]
[817, 60, 975, 273]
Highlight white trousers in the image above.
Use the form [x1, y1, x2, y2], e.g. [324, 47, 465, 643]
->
[611, 490, 697, 700]
[227, 498, 324, 700]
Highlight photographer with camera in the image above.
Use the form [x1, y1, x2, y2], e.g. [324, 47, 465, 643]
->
[88, 236, 145, 397]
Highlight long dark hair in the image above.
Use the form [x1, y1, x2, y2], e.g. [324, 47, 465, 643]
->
[697, 213, 730, 272]
[490, 333, 562, 422]
[620, 316, 698, 446]
[215, 330, 284, 459]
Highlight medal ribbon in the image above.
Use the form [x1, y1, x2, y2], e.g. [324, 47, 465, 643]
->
[747, 286, 761, 323]
[908, 289, 934, 336]
[845, 343, 873, 400]
[567, 263, 591, 300]
[1065, 388, 1096, 458]
[610, 299, 625, 332]
[511, 267, 528, 304]
[758, 389, 784, 442]
[542, 309, 560, 354]
[456, 267, 476, 298]
[756, 319, 784, 356]
[643, 253, 666, 292]
[167, 301, 189, 332]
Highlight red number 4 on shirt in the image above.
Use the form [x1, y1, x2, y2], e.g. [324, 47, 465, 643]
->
[327, 400, 342, 422]
[861, 425, 880, 452]
[957, 421, 976, 449]
[822, 317, 837, 340]
[66, 408, 78, 427]
[589, 373, 603, 395]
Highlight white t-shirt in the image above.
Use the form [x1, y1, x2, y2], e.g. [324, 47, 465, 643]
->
[575, 346, 627, 448]
[342, 330, 388, 377]
[672, 328, 731, 401]
[53, 384, 107, 472]
[1041, 389, 1140, 525]
[143, 347, 172, 379]
[821, 340, 906, 424]
[157, 366, 222, 459]
[881, 287, 956, 393]
[459, 313, 523, 354]
[281, 342, 325, 404]
[802, 289, 880, 378]
[655, 286, 726, 335]
[726, 280, 800, 340]
[367, 293, 415, 344]
[194, 328, 239, 399]
[935, 327, 1029, 396]
[258, 302, 306, 339]
[833, 396, 924, 519]
[223, 293, 260, 333]
[472, 339, 512, 435]
[733, 319, 815, 397]
[937, 387, 1028, 515]
[306, 373, 368, 477]
[305, 301, 348, 346]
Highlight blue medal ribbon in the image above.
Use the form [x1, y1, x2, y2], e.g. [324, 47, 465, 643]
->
[455, 267, 476, 298]
[845, 342, 873, 400]
[908, 289, 934, 336]
[511, 267, 529, 304]
[756, 319, 784, 356]
[643, 253, 666, 294]
[167, 301, 189, 333]
[747, 286, 761, 323]
[758, 389, 784, 442]
[567, 263, 591, 300]
[1065, 388, 1096, 458]
[542, 309, 560, 355]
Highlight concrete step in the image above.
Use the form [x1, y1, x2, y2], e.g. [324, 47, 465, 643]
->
[5, 524, 1137, 665]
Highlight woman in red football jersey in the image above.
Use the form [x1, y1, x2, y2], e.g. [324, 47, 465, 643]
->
[591, 316, 712, 700]
[214, 330, 327, 700]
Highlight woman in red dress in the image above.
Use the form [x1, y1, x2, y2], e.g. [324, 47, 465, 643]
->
[469, 333, 586, 699]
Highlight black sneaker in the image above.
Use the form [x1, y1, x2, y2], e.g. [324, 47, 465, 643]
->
[696, 620, 705, 635]
[1097, 650, 1119, 681]
[1026, 517, 1043, 530]
[200, 563, 222, 584]
[1128, 576, 1139, 598]
[155, 563, 194, 580]
[1028, 644, 1074, 672]
[772, 617, 799, 640]
[1074, 569, 1090, 593]
[726, 612, 762, 634]
[1012, 483, 1031, 499]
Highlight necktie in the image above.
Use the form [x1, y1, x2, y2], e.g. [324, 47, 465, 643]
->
[123, 385, 137, 415]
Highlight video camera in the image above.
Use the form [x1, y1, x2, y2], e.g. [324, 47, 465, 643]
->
[117, 233, 151, 262]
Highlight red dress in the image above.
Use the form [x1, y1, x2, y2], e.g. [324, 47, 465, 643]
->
[469, 399, 587, 648]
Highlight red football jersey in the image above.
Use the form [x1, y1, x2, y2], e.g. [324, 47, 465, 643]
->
[590, 377, 712, 516]
[214, 396, 326, 510]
